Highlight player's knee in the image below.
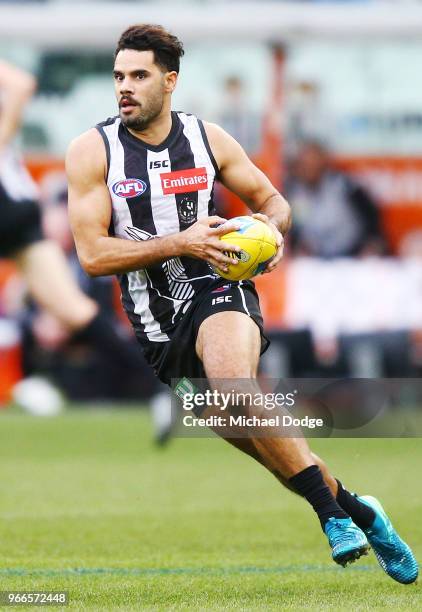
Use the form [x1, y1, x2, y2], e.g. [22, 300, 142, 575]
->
[204, 360, 258, 379]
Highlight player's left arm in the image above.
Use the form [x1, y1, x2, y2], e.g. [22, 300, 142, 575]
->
[204, 122, 291, 273]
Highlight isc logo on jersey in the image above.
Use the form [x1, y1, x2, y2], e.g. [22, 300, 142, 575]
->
[112, 179, 147, 198]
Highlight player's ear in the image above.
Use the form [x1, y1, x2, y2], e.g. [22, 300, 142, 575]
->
[164, 71, 178, 93]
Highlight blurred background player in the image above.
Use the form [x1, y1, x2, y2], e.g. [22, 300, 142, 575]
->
[0, 59, 148, 412]
[285, 139, 386, 258]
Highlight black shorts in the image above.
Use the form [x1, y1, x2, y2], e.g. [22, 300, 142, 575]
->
[0, 182, 44, 258]
[137, 279, 269, 387]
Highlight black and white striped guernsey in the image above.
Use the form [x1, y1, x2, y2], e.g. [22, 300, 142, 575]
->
[95, 111, 220, 345]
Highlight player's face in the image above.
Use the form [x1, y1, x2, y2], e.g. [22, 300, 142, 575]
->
[113, 49, 173, 131]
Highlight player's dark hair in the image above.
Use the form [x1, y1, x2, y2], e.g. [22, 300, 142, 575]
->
[115, 24, 184, 73]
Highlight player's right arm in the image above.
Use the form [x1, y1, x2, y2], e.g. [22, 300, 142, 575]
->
[66, 130, 239, 277]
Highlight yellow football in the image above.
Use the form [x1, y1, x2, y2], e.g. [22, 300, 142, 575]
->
[214, 216, 277, 281]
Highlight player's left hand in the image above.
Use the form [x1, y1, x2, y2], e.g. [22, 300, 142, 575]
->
[251, 213, 284, 274]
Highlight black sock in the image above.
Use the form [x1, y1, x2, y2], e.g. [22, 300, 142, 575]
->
[335, 480, 375, 530]
[75, 312, 143, 370]
[289, 465, 349, 530]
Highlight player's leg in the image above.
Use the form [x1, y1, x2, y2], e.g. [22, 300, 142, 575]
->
[310, 451, 370, 525]
[196, 311, 332, 484]
[197, 311, 417, 581]
[196, 311, 369, 566]
[196, 311, 308, 466]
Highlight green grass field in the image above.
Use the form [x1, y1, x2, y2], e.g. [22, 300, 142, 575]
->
[0, 408, 420, 610]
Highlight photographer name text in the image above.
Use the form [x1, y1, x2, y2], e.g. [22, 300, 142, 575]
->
[183, 414, 324, 429]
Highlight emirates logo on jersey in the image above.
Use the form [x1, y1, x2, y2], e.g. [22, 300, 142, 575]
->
[160, 167, 208, 195]
[112, 178, 147, 198]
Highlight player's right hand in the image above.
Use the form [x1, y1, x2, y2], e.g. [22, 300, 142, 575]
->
[178, 216, 241, 272]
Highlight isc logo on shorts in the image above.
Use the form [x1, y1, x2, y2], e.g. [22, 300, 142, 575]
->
[112, 178, 147, 198]
[160, 167, 208, 195]
[212, 295, 232, 306]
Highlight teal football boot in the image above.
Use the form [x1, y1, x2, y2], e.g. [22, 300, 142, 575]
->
[324, 517, 369, 567]
[358, 495, 418, 584]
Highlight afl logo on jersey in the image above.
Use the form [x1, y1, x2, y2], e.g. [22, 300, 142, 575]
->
[112, 178, 147, 199]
